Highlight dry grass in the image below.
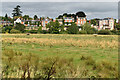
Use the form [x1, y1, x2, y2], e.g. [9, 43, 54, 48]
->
[2, 37, 118, 49]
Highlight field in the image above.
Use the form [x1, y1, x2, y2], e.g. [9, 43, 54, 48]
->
[1, 34, 118, 78]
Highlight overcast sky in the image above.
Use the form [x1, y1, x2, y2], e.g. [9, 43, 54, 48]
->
[1, 0, 120, 2]
[1, 2, 119, 20]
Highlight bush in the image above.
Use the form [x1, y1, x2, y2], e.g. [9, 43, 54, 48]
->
[98, 30, 112, 35]
[37, 26, 42, 33]
[59, 31, 67, 34]
[2, 28, 6, 33]
[94, 60, 118, 78]
[10, 29, 20, 33]
[87, 28, 98, 34]
[2, 26, 12, 33]
[87, 30, 95, 34]
[111, 30, 117, 35]
[29, 30, 38, 34]
[80, 55, 96, 66]
[111, 30, 120, 35]
[23, 30, 30, 33]
[41, 30, 47, 34]
[15, 23, 25, 32]
[80, 55, 92, 60]
[67, 23, 79, 34]
[79, 30, 87, 34]
[46, 20, 60, 34]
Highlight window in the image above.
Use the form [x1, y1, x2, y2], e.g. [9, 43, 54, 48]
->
[81, 21, 82, 24]
[83, 21, 85, 23]
[68, 24, 71, 25]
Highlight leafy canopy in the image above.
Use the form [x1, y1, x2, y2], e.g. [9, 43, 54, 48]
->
[46, 20, 60, 34]
[67, 23, 79, 34]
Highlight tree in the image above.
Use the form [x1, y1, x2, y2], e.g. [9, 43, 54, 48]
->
[46, 20, 60, 34]
[67, 23, 79, 34]
[22, 15, 29, 20]
[37, 21, 40, 27]
[59, 25, 65, 32]
[15, 23, 25, 32]
[12, 5, 22, 17]
[37, 26, 42, 33]
[3, 26, 12, 33]
[34, 15, 38, 20]
[81, 23, 97, 34]
[81, 23, 91, 31]
[116, 23, 120, 30]
[90, 19, 97, 25]
[5, 14, 8, 20]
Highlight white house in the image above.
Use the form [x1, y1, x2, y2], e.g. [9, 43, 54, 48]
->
[98, 18, 114, 30]
[14, 18, 22, 25]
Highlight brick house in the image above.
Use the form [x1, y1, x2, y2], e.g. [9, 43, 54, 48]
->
[55, 11, 86, 26]
[75, 11, 87, 26]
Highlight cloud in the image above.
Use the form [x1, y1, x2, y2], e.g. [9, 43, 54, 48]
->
[1, 0, 120, 2]
[1, 2, 118, 19]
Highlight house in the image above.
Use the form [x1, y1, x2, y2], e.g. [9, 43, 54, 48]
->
[75, 11, 87, 26]
[63, 13, 75, 26]
[41, 17, 53, 30]
[90, 18, 114, 30]
[54, 11, 87, 31]
[98, 18, 114, 30]
[14, 18, 22, 25]
[1, 20, 12, 26]
[55, 11, 86, 26]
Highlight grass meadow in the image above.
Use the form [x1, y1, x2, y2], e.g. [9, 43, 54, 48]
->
[1, 34, 118, 78]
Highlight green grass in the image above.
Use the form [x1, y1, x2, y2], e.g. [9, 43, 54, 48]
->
[1, 34, 118, 78]
[3, 42, 118, 63]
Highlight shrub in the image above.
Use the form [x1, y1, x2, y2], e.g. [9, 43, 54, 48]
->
[2, 28, 6, 33]
[87, 30, 95, 34]
[85, 58, 95, 66]
[118, 30, 120, 35]
[41, 57, 74, 78]
[94, 60, 118, 78]
[24, 30, 29, 33]
[41, 30, 48, 34]
[59, 31, 67, 34]
[15, 23, 25, 32]
[98, 30, 112, 35]
[46, 20, 60, 34]
[2, 50, 41, 79]
[29, 30, 38, 34]
[67, 23, 79, 34]
[10, 29, 20, 33]
[80, 55, 92, 60]
[111, 30, 117, 35]
[37, 26, 42, 33]
[2, 25, 12, 33]
[79, 30, 87, 34]
[111, 30, 120, 35]
[80, 55, 95, 66]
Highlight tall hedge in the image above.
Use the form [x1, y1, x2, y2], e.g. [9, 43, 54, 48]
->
[98, 30, 112, 35]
